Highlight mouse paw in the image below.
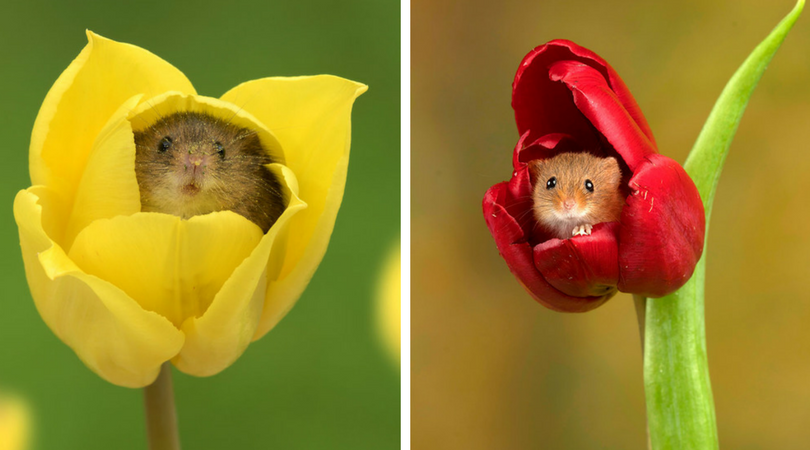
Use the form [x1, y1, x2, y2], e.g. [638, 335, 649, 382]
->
[572, 224, 593, 237]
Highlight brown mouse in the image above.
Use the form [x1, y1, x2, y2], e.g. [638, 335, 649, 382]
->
[133, 111, 285, 233]
[530, 152, 624, 240]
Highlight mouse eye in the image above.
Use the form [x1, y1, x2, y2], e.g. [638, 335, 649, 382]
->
[158, 137, 172, 152]
[214, 142, 225, 159]
[546, 177, 557, 190]
[585, 179, 594, 192]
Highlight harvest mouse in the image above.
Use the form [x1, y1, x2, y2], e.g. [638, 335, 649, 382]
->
[530, 152, 624, 240]
[133, 111, 285, 233]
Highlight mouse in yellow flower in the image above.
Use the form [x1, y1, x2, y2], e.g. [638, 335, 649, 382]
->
[13, 31, 367, 388]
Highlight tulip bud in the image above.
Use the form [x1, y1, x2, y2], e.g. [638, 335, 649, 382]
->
[14, 31, 366, 386]
[484, 40, 705, 312]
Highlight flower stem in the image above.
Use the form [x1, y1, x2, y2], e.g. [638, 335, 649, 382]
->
[644, 271, 717, 450]
[633, 294, 651, 450]
[143, 363, 181, 450]
[633, 294, 646, 354]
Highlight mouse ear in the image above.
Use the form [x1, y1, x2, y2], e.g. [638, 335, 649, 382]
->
[527, 158, 545, 183]
[601, 157, 621, 185]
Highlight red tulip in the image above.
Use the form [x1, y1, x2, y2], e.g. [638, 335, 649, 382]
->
[483, 40, 705, 312]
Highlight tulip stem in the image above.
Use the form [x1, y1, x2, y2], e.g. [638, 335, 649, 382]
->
[633, 295, 647, 355]
[143, 363, 181, 450]
[633, 294, 652, 450]
[644, 267, 717, 450]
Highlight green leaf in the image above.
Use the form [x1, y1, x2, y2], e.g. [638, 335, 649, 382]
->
[685, 0, 805, 215]
[644, 1, 804, 449]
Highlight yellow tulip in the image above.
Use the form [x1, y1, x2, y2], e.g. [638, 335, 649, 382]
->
[376, 241, 400, 365]
[13, 31, 367, 388]
[0, 394, 30, 450]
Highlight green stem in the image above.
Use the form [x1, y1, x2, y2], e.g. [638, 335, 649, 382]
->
[645, 264, 716, 449]
[143, 363, 181, 450]
[634, 294, 647, 355]
[643, 1, 803, 448]
[634, 295, 651, 450]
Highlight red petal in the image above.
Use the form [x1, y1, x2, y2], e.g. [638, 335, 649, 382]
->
[617, 154, 706, 297]
[512, 132, 583, 171]
[548, 60, 656, 171]
[483, 183, 614, 312]
[533, 222, 621, 299]
[511, 130, 534, 172]
[512, 49, 601, 153]
[513, 40, 656, 150]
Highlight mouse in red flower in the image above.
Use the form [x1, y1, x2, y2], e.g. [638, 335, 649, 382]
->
[483, 40, 705, 312]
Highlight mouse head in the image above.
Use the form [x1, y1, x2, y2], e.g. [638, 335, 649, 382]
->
[134, 111, 272, 217]
[530, 152, 621, 223]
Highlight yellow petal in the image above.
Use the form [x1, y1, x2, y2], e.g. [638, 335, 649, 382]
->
[14, 187, 184, 388]
[220, 76, 367, 338]
[69, 211, 263, 329]
[174, 165, 306, 376]
[61, 94, 143, 249]
[30, 31, 195, 204]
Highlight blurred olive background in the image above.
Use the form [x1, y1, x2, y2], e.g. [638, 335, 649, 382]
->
[0, 1, 399, 449]
[413, 0, 809, 448]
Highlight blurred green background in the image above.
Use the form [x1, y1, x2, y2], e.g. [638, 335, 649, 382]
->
[413, 0, 809, 448]
[0, 1, 399, 449]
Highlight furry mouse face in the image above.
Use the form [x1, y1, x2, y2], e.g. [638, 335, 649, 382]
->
[530, 152, 624, 239]
[134, 111, 285, 232]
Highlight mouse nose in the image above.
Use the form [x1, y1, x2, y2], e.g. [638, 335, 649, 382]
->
[185, 153, 206, 173]
[563, 199, 576, 210]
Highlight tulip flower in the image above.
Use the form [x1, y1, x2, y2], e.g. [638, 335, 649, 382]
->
[483, 40, 705, 312]
[375, 240, 400, 366]
[13, 31, 367, 388]
[0, 394, 30, 450]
